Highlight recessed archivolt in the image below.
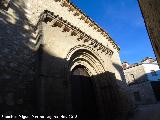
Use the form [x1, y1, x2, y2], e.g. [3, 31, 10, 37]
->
[66, 45, 106, 76]
[66, 45, 104, 63]
[70, 60, 95, 76]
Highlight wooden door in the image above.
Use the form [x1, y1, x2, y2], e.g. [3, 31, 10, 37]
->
[71, 67, 98, 119]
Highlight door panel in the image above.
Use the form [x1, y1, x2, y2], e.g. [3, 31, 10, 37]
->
[71, 75, 97, 119]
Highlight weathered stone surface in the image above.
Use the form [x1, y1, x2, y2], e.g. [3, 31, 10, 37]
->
[0, 0, 131, 119]
[138, 0, 160, 65]
[124, 64, 157, 105]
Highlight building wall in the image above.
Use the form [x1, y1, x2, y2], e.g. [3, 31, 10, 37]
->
[138, 0, 160, 65]
[124, 64, 148, 84]
[142, 63, 160, 81]
[124, 64, 157, 105]
[0, 0, 37, 113]
[129, 81, 156, 105]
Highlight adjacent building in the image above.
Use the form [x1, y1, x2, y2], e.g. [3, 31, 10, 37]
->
[138, 0, 160, 65]
[123, 57, 160, 105]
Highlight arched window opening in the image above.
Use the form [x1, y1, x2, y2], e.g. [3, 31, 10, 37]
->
[130, 74, 135, 81]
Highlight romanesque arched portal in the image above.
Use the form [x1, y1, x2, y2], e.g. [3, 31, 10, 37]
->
[66, 47, 106, 119]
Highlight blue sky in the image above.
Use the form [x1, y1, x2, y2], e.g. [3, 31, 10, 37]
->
[71, 0, 155, 64]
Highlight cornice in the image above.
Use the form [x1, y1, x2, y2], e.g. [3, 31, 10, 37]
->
[54, 0, 120, 52]
[39, 10, 114, 56]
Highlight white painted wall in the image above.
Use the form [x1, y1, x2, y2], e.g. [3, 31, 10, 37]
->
[142, 63, 160, 81]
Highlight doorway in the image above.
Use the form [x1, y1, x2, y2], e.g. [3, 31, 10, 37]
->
[70, 65, 98, 119]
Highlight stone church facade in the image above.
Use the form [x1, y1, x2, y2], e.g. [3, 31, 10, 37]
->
[0, 0, 131, 119]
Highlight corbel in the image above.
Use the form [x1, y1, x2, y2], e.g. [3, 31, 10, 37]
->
[102, 47, 107, 52]
[97, 43, 103, 51]
[68, 5, 75, 12]
[43, 13, 53, 23]
[111, 42, 115, 47]
[113, 44, 116, 49]
[73, 11, 80, 16]
[103, 33, 107, 37]
[109, 51, 113, 56]
[101, 32, 105, 35]
[93, 25, 98, 30]
[85, 18, 90, 24]
[83, 35, 90, 43]
[97, 28, 101, 32]
[89, 39, 96, 45]
[52, 21, 63, 28]
[105, 49, 109, 55]
[61, 1, 69, 7]
[93, 41, 99, 48]
[62, 25, 70, 32]
[89, 22, 94, 27]
[108, 38, 111, 41]
[77, 35, 83, 41]
[71, 30, 77, 36]
[79, 15, 85, 20]
[77, 32, 85, 41]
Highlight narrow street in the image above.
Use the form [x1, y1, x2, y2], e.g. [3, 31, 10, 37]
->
[129, 103, 160, 120]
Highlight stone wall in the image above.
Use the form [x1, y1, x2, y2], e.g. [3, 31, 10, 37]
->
[138, 0, 160, 65]
[124, 64, 148, 84]
[0, 0, 130, 118]
[0, 0, 38, 114]
[124, 64, 157, 105]
[129, 81, 156, 105]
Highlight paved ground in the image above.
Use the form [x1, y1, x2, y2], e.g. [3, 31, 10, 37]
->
[128, 103, 160, 120]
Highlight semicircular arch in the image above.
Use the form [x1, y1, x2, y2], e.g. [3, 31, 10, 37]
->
[66, 45, 105, 75]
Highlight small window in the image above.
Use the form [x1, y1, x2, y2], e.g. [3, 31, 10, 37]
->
[130, 74, 135, 80]
[151, 70, 157, 76]
[133, 91, 141, 101]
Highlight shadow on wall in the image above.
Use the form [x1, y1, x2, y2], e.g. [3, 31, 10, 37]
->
[127, 69, 160, 104]
[112, 63, 126, 82]
[150, 81, 160, 101]
[127, 70, 160, 85]
[34, 48, 133, 120]
[0, 1, 133, 120]
[0, 0, 39, 114]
